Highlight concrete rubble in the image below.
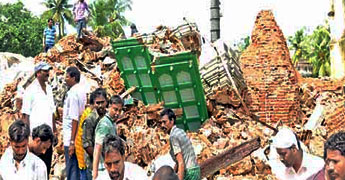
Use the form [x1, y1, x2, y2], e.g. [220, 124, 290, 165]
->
[0, 10, 344, 180]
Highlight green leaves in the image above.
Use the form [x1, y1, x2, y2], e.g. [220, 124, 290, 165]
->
[89, 0, 132, 39]
[288, 24, 331, 77]
[0, 2, 45, 57]
[41, 0, 73, 38]
[237, 35, 251, 52]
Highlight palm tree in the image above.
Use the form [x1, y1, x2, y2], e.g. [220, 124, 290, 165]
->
[288, 27, 308, 66]
[289, 25, 331, 77]
[41, 0, 74, 38]
[89, 0, 132, 39]
[305, 25, 331, 77]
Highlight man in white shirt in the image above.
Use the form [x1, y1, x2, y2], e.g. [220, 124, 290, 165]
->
[22, 61, 55, 176]
[0, 120, 47, 180]
[269, 127, 324, 180]
[63, 66, 86, 180]
[96, 134, 148, 180]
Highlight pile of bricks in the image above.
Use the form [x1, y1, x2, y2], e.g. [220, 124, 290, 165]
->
[298, 77, 345, 135]
[34, 34, 112, 66]
[240, 10, 301, 125]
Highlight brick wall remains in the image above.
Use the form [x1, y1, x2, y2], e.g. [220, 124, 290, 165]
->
[240, 10, 301, 125]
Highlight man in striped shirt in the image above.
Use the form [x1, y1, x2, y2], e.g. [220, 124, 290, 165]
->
[160, 108, 200, 180]
[43, 18, 56, 52]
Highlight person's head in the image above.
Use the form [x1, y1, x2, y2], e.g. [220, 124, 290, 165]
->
[102, 134, 125, 180]
[65, 66, 80, 87]
[79, 0, 84, 2]
[160, 108, 176, 134]
[108, 95, 123, 120]
[90, 88, 108, 116]
[324, 131, 345, 180]
[47, 18, 53, 27]
[31, 124, 54, 155]
[272, 127, 302, 168]
[130, 23, 138, 36]
[153, 166, 179, 180]
[35, 62, 52, 83]
[8, 120, 30, 162]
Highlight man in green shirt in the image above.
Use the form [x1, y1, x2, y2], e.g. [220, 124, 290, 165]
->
[92, 95, 123, 180]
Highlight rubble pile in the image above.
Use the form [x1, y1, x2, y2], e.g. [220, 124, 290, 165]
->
[114, 96, 277, 179]
[35, 34, 112, 66]
[298, 77, 345, 135]
[135, 22, 201, 56]
[0, 79, 23, 155]
[116, 102, 170, 167]
[240, 10, 301, 125]
[102, 68, 126, 96]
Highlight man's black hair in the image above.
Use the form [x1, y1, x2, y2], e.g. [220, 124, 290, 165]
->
[130, 23, 138, 36]
[90, 88, 108, 105]
[48, 18, 54, 23]
[324, 131, 345, 159]
[153, 165, 179, 180]
[102, 134, 125, 159]
[9, 120, 30, 143]
[32, 124, 54, 143]
[160, 108, 176, 125]
[109, 95, 123, 106]
[66, 66, 81, 83]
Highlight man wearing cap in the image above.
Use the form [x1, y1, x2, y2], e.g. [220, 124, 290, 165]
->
[269, 127, 324, 180]
[22, 61, 56, 176]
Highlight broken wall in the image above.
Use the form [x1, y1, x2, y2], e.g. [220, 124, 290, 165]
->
[240, 10, 301, 125]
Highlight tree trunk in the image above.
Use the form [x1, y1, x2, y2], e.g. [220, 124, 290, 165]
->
[61, 20, 65, 36]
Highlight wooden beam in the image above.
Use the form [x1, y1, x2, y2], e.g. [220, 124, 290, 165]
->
[200, 137, 261, 178]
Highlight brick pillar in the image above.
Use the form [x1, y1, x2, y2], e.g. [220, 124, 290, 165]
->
[240, 10, 301, 125]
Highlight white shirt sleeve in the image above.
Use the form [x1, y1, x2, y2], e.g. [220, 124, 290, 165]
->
[36, 157, 48, 180]
[48, 86, 56, 114]
[21, 88, 33, 115]
[66, 92, 80, 121]
[125, 162, 149, 180]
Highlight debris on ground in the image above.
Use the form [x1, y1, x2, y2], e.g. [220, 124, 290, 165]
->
[0, 11, 344, 180]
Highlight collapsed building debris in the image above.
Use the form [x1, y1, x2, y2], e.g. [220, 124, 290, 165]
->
[0, 11, 345, 180]
[200, 137, 261, 178]
[135, 21, 202, 57]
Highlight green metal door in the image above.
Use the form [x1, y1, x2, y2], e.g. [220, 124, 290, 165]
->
[113, 38, 208, 131]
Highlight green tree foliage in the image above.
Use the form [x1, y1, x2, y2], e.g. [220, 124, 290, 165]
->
[89, 0, 132, 39]
[288, 25, 331, 77]
[288, 27, 308, 66]
[41, 0, 74, 38]
[0, 2, 45, 57]
[237, 35, 251, 52]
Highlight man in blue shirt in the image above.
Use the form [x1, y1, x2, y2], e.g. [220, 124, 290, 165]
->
[43, 18, 56, 52]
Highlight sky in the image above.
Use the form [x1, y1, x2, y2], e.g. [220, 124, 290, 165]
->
[1, 0, 330, 44]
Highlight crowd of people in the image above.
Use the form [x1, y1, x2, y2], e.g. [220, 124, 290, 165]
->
[0, 62, 200, 180]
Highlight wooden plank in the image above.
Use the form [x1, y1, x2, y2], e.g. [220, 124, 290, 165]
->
[200, 137, 261, 178]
